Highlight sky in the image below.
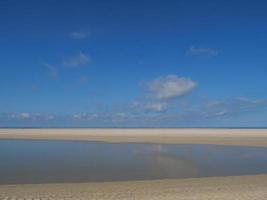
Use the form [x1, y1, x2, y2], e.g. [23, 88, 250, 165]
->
[0, 0, 267, 127]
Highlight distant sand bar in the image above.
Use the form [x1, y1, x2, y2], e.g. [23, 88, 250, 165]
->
[1, 128, 267, 147]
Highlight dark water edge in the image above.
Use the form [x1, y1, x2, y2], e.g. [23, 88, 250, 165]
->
[0, 139, 267, 185]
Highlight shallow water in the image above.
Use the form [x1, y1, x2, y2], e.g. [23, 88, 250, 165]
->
[0, 139, 267, 184]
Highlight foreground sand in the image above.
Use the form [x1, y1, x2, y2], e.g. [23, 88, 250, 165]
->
[0, 174, 266, 200]
[1, 128, 267, 147]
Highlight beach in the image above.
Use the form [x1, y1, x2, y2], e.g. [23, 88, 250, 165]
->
[0, 128, 267, 199]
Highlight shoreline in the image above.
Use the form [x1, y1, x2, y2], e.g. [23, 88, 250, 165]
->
[1, 128, 267, 147]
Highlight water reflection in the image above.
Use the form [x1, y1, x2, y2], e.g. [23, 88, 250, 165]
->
[133, 144, 198, 178]
[0, 140, 267, 184]
[146, 153, 198, 178]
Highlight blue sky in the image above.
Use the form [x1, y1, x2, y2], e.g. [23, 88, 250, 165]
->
[0, 0, 267, 127]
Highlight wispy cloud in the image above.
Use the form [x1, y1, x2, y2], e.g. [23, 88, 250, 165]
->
[72, 113, 98, 121]
[31, 84, 40, 92]
[2, 113, 57, 121]
[69, 31, 89, 39]
[78, 76, 89, 84]
[63, 52, 91, 68]
[186, 46, 220, 57]
[204, 110, 228, 118]
[144, 102, 168, 112]
[1, 96, 267, 127]
[202, 97, 267, 119]
[44, 63, 58, 79]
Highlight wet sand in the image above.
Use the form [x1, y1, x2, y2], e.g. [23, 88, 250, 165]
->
[0, 174, 266, 200]
[0, 128, 267, 147]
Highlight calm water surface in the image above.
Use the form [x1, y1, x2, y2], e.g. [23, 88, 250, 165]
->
[0, 139, 267, 184]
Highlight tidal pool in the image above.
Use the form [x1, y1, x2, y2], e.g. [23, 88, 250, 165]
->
[0, 139, 267, 184]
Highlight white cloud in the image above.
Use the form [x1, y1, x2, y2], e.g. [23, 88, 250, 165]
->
[147, 75, 197, 100]
[134, 75, 197, 113]
[69, 31, 89, 39]
[44, 63, 58, 79]
[19, 113, 31, 120]
[186, 46, 219, 57]
[63, 52, 91, 68]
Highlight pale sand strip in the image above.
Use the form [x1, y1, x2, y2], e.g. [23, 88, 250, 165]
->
[1, 128, 267, 147]
[0, 174, 266, 200]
